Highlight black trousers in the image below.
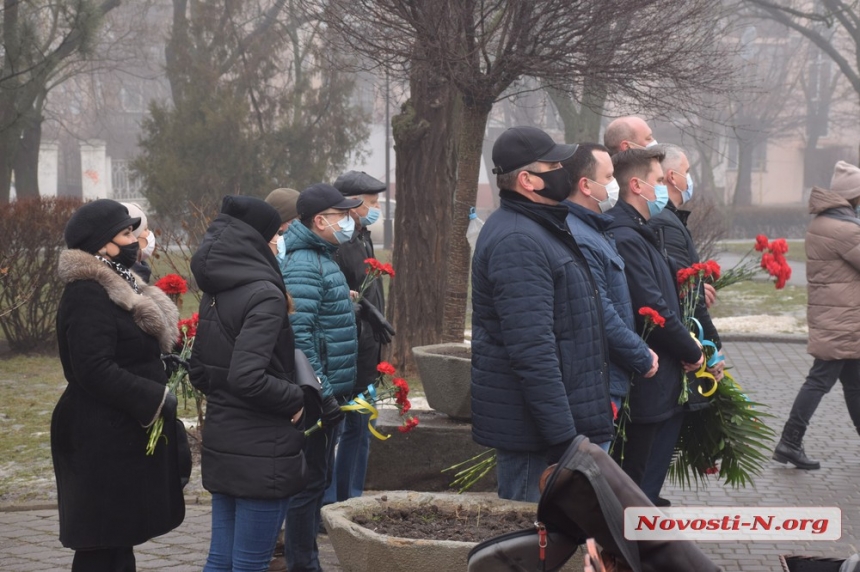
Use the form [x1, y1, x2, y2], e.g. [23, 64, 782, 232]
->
[612, 419, 666, 487]
[72, 547, 135, 572]
[785, 358, 860, 434]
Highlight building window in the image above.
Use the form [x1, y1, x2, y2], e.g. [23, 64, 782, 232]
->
[112, 160, 145, 201]
[727, 138, 767, 172]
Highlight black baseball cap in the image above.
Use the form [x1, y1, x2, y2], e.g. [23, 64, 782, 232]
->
[491, 126, 578, 175]
[296, 183, 363, 220]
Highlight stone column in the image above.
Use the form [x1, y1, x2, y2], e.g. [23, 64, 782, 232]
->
[80, 140, 108, 199]
[38, 141, 59, 197]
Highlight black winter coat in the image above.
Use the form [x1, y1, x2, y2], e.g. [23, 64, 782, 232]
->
[649, 203, 721, 349]
[605, 201, 702, 423]
[471, 191, 613, 452]
[52, 250, 185, 549]
[190, 214, 308, 499]
[333, 226, 383, 391]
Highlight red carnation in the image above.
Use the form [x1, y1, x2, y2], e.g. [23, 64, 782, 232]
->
[398, 417, 419, 433]
[638, 306, 666, 328]
[754, 234, 770, 252]
[178, 313, 199, 340]
[380, 263, 395, 277]
[377, 361, 396, 376]
[769, 238, 789, 255]
[611, 400, 619, 421]
[704, 466, 719, 475]
[155, 274, 188, 295]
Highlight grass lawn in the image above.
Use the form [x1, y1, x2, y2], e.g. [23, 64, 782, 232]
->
[0, 354, 66, 503]
[716, 239, 806, 263]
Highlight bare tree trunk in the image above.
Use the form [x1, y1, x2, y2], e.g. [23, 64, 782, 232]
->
[548, 85, 606, 143]
[13, 110, 42, 199]
[732, 139, 754, 206]
[441, 100, 491, 343]
[387, 65, 461, 374]
[0, 133, 15, 203]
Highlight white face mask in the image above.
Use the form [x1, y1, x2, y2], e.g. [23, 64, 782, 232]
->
[588, 178, 620, 213]
[140, 231, 156, 260]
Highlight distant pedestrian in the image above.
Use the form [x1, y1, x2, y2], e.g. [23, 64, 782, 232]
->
[53, 199, 187, 572]
[773, 161, 860, 470]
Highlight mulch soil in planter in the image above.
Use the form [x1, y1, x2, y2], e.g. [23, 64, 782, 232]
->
[351, 503, 535, 542]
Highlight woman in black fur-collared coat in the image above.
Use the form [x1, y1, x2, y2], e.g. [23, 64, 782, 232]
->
[52, 199, 187, 572]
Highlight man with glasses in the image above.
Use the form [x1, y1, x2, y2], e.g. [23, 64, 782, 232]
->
[471, 126, 614, 502]
[280, 183, 361, 572]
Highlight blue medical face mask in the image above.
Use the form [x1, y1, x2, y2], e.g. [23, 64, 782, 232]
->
[681, 173, 694, 204]
[638, 179, 669, 217]
[333, 213, 355, 244]
[360, 206, 381, 227]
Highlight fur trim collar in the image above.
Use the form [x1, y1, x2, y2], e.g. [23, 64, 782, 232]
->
[59, 249, 180, 352]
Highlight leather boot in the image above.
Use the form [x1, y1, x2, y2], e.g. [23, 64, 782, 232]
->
[772, 424, 820, 470]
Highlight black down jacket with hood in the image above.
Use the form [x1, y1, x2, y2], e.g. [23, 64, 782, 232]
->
[190, 201, 308, 499]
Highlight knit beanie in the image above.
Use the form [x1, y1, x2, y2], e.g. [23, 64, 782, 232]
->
[830, 161, 860, 201]
[121, 203, 148, 238]
[64, 199, 141, 254]
[265, 188, 300, 223]
[220, 195, 282, 242]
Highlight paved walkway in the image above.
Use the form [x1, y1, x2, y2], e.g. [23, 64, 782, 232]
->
[3, 338, 859, 571]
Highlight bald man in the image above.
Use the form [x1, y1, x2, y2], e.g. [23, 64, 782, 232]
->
[603, 116, 658, 156]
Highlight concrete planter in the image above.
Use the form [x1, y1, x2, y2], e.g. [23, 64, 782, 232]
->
[412, 343, 472, 420]
[321, 491, 584, 572]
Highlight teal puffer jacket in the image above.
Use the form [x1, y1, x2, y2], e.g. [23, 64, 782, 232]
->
[281, 222, 357, 399]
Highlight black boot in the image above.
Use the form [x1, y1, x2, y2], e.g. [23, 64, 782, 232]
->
[773, 424, 820, 470]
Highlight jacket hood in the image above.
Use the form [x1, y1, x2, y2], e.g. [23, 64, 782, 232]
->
[281, 218, 339, 257]
[191, 214, 285, 295]
[809, 186, 853, 215]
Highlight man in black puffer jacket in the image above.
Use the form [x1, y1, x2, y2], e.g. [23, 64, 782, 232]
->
[641, 144, 725, 506]
[190, 196, 313, 570]
[604, 149, 704, 494]
[325, 171, 395, 504]
[471, 126, 613, 503]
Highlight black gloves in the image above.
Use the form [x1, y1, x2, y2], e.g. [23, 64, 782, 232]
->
[358, 298, 396, 344]
[546, 438, 573, 466]
[162, 392, 178, 422]
[162, 354, 189, 379]
[320, 394, 345, 428]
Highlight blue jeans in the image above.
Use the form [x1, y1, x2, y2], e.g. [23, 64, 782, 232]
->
[495, 449, 548, 502]
[285, 421, 340, 572]
[324, 410, 374, 504]
[640, 412, 685, 503]
[203, 493, 287, 572]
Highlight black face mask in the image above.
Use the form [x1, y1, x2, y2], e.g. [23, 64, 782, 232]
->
[528, 168, 572, 203]
[111, 241, 140, 268]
